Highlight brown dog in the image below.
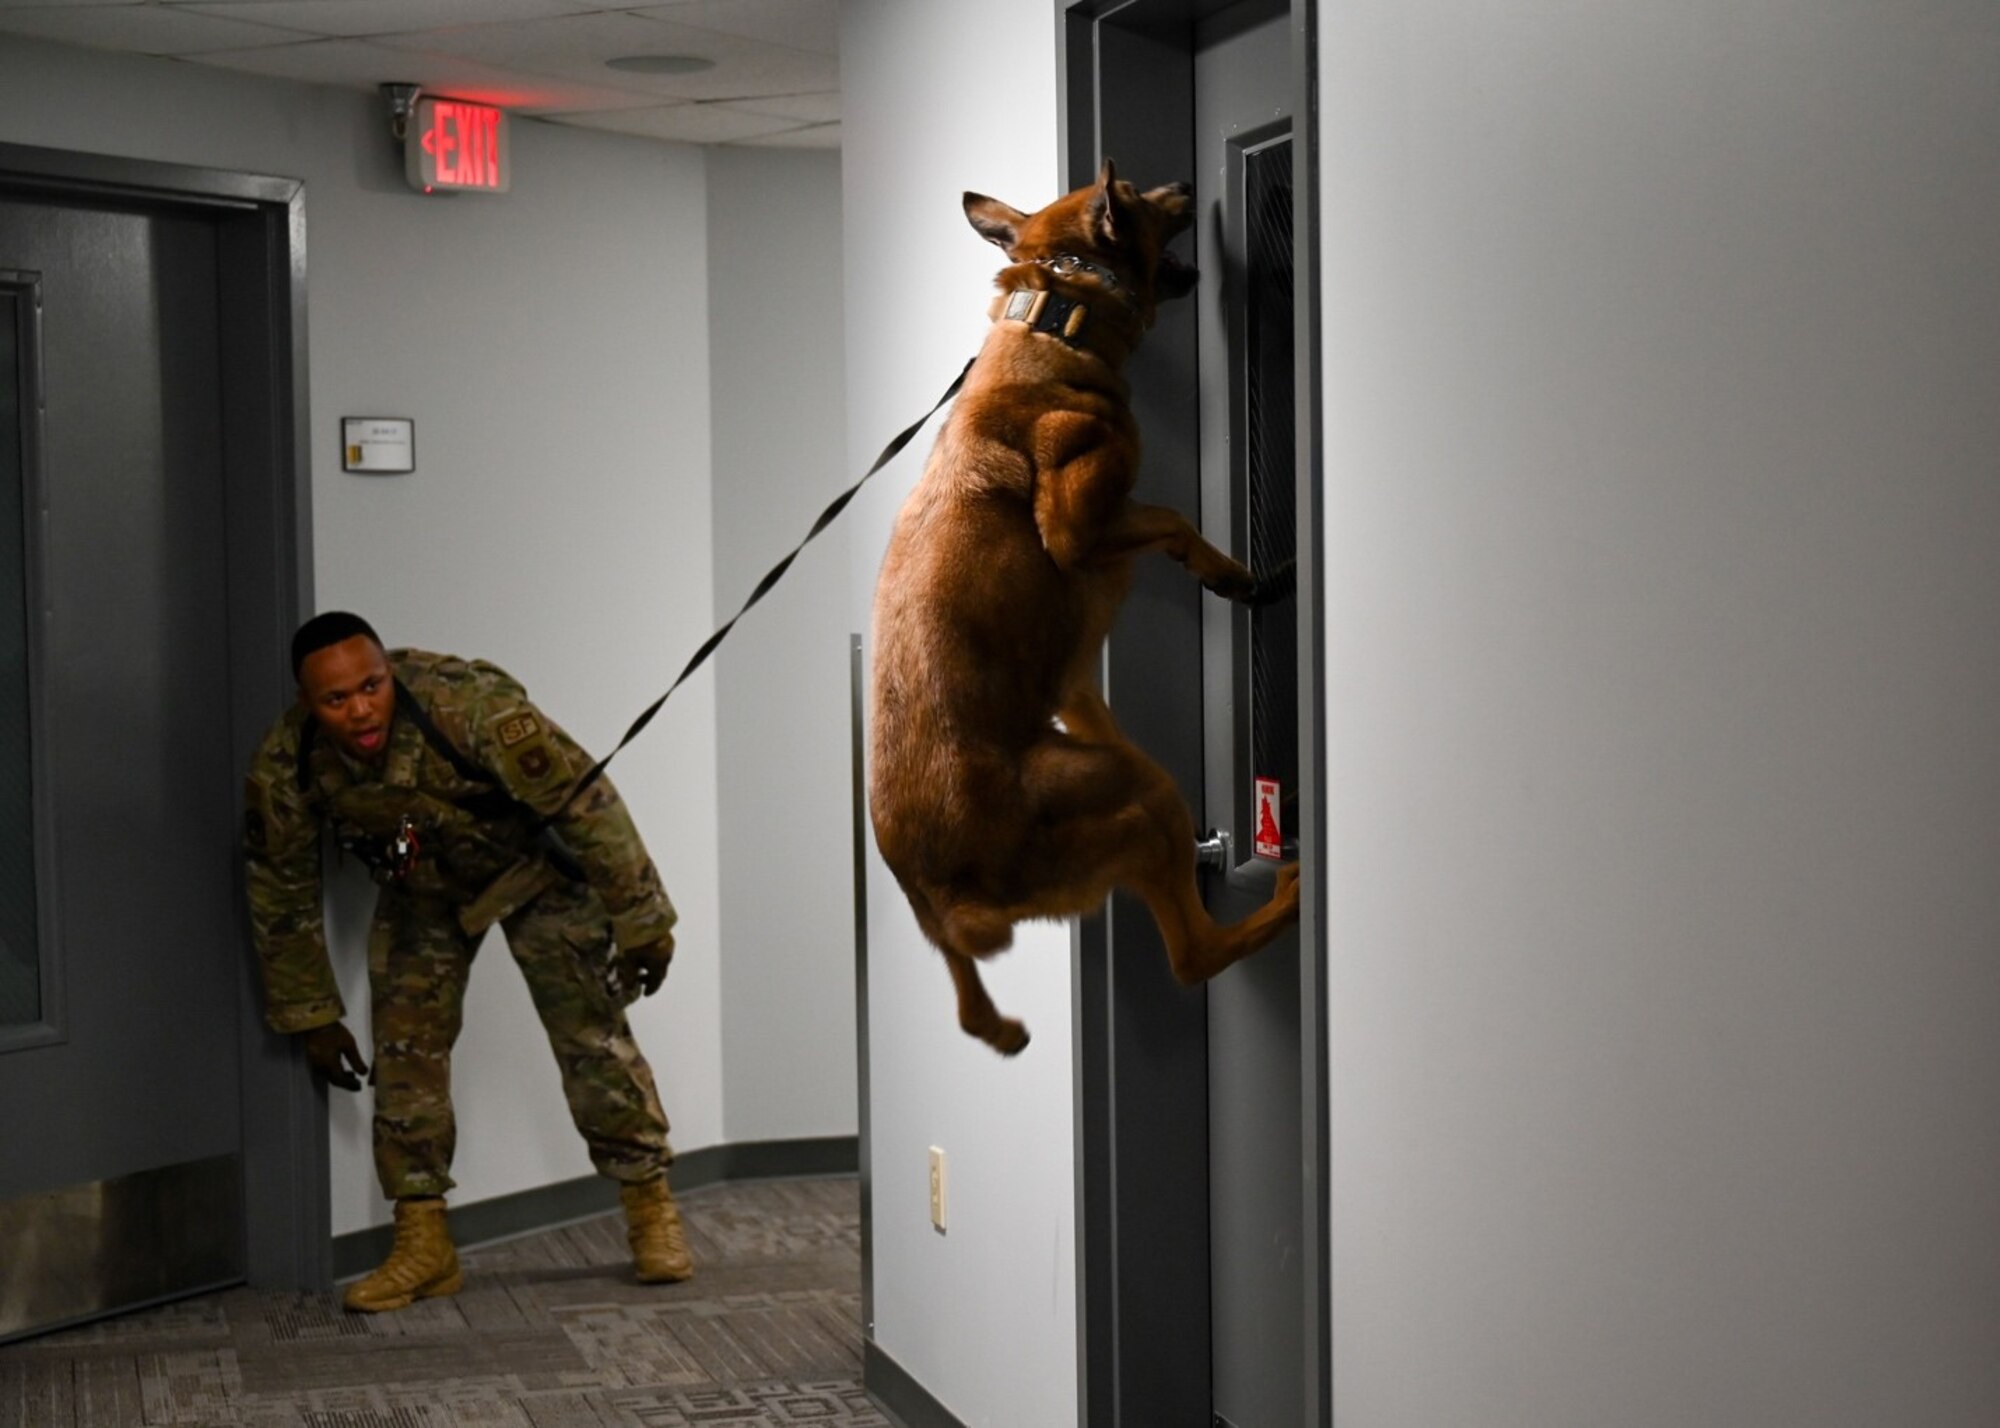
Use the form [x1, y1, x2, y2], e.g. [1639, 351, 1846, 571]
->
[868, 162, 1301, 1055]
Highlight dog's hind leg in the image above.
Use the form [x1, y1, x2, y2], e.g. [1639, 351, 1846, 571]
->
[1112, 783, 1299, 984]
[1023, 732, 1301, 985]
[943, 949, 1030, 1056]
[903, 886, 1030, 1055]
[1138, 858, 1301, 985]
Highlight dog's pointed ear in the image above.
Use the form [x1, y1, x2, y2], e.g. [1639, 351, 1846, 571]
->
[1087, 158, 1124, 242]
[964, 192, 1028, 252]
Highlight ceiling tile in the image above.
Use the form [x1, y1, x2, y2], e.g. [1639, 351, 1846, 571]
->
[723, 88, 835, 124]
[175, 0, 595, 40]
[730, 120, 838, 150]
[0, 0, 848, 149]
[551, 101, 798, 145]
[0, 3, 307, 54]
[369, 10, 835, 103]
[184, 35, 666, 113]
[626, 0, 836, 57]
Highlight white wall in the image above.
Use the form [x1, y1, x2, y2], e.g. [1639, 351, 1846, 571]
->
[705, 145, 858, 1144]
[1319, 4, 2000, 1424]
[839, 3, 1078, 1426]
[0, 36, 725, 1237]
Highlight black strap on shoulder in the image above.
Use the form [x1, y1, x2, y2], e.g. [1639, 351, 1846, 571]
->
[397, 679, 559, 831]
[393, 677, 494, 787]
[291, 678, 587, 881]
[529, 356, 974, 835]
[292, 678, 514, 807]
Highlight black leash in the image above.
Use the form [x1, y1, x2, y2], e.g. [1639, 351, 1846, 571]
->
[535, 356, 977, 832]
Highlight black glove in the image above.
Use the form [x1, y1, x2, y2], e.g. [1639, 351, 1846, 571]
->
[299, 1021, 369, 1092]
[617, 935, 674, 998]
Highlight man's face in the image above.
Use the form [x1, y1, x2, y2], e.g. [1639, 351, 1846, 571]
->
[297, 635, 395, 762]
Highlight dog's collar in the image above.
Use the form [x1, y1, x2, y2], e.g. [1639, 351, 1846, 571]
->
[1031, 251, 1129, 300]
[989, 285, 1095, 347]
[988, 251, 1141, 355]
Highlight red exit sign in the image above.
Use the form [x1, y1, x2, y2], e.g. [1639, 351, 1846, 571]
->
[405, 97, 510, 194]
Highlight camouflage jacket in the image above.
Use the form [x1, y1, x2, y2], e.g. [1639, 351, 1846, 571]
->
[242, 649, 676, 1033]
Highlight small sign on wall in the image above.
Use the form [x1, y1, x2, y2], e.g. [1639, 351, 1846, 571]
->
[342, 417, 414, 474]
[1253, 777, 1284, 860]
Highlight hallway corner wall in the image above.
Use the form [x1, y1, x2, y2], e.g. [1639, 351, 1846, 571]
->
[705, 145, 859, 1145]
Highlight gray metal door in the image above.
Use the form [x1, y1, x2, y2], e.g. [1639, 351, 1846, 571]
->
[1065, 2, 1325, 1423]
[0, 192, 247, 1340]
[1196, 8, 1305, 1427]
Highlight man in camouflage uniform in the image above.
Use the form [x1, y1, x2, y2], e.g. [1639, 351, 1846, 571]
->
[243, 611, 694, 1311]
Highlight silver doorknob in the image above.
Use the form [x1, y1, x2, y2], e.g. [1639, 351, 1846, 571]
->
[1194, 828, 1232, 871]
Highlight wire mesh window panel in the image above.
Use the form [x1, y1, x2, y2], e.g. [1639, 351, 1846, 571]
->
[0, 288, 42, 1027]
[1243, 139, 1298, 841]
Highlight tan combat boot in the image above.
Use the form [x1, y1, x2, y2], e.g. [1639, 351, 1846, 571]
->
[620, 1174, 695, 1284]
[343, 1196, 463, 1312]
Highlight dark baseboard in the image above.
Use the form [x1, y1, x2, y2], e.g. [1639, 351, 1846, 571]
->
[865, 1339, 970, 1428]
[331, 1134, 858, 1281]
[677, 1134, 860, 1188]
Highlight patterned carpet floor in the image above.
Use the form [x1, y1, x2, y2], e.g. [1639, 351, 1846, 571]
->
[0, 1176, 890, 1427]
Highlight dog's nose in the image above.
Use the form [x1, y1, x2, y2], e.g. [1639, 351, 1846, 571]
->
[1166, 180, 1192, 198]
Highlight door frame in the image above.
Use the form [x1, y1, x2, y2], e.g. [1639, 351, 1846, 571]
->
[1055, 2, 1330, 1424]
[0, 263, 60, 1058]
[0, 141, 325, 1290]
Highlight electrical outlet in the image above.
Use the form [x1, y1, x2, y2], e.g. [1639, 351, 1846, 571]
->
[928, 1146, 947, 1233]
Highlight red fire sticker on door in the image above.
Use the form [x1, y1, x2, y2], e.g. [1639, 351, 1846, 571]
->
[1253, 777, 1283, 859]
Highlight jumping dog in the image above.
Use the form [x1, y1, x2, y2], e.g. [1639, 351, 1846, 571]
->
[868, 161, 1301, 1054]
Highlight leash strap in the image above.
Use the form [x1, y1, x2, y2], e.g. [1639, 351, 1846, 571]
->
[534, 356, 976, 833]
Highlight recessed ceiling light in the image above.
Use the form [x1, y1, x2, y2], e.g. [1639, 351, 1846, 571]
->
[606, 54, 716, 76]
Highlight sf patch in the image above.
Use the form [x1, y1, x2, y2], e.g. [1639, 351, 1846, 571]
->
[489, 707, 565, 791]
[495, 711, 542, 749]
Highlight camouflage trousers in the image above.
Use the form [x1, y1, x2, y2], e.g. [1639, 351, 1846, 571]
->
[367, 878, 671, 1199]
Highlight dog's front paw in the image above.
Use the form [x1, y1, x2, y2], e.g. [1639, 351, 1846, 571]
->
[990, 1019, 1032, 1057]
[1203, 562, 1257, 602]
[1247, 559, 1297, 607]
